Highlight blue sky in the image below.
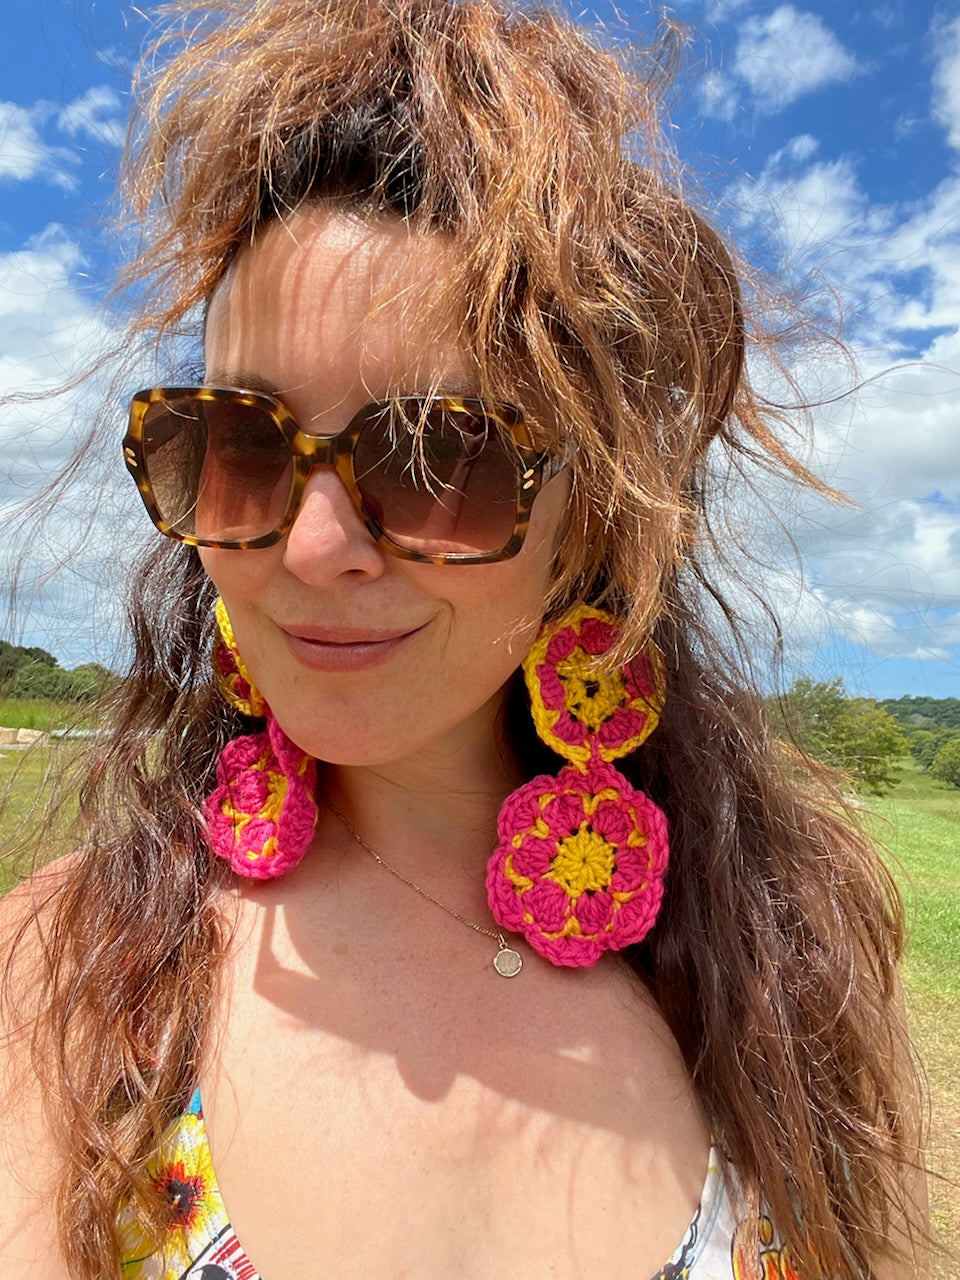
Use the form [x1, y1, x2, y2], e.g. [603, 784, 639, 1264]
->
[2, 0, 959, 699]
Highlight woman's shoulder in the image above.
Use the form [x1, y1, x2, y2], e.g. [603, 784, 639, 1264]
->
[0, 855, 79, 1279]
[1, 852, 79, 1019]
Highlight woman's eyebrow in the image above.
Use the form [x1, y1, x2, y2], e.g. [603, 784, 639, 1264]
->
[204, 370, 277, 394]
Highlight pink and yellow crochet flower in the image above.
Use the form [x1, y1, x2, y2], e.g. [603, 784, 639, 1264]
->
[203, 715, 318, 880]
[525, 605, 665, 765]
[487, 759, 669, 966]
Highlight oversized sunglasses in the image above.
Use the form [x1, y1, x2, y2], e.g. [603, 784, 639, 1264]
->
[123, 387, 567, 563]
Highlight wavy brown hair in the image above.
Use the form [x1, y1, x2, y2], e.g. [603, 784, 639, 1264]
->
[1, 0, 935, 1276]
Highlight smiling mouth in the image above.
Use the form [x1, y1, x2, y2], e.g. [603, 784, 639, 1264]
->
[281, 624, 424, 644]
[278, 622, 426, 672]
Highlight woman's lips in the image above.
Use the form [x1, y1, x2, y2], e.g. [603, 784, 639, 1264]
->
[279, 622, 425, 672]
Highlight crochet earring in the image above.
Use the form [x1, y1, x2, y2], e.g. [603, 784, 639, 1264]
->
[486, 604, 669, 968]
[203, 598, 319, 880]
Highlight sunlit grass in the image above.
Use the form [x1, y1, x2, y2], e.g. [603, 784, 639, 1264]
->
[0, 697, 100, 732]
[865, 775, 960, 1000]
[0, 739, 83, 891]
[861, 761, 960, 1273]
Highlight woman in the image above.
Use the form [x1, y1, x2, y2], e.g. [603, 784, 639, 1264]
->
[0, 0, 932, 1277]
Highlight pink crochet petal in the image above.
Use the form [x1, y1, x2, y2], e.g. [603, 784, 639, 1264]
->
[232, 815, 274, 855]
[591, 795, 635, 845]
[510, 838, 555, 879]
[627, 651, 658, 699]
[216, 733, 267, 772]
[496, 772, 557, 838]
[536, 664, 567, 711]
[545, 627, 578, 665]
[536, 932, 604, 967]
[522, 878, 569, 932]
[609, 846, 647, 891]
[485, 849, 527, 931]
[608, 879, 666, 945]
[578, 616, 619, 656]
[597, 707, 649, 750]
[572, 889, 613, 936]
[550, 710, 589, 749]
[540, 788, 587, 832]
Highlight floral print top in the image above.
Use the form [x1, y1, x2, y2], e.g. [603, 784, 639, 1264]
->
[117, 1091, 801, 1280]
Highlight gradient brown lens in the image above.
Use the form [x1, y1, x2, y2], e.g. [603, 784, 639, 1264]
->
[140, 394, 293, 541]
[354, 401, 519, 554]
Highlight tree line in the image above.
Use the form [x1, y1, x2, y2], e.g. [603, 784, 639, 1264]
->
[769, 679, 960, 794]
[0, 640, 117, 704]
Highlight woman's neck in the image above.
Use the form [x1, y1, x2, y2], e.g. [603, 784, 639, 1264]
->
[322, 695, 522, 885]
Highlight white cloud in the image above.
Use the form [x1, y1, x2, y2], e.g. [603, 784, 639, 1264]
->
[701, 69, 739, 121]
[57, 86, 125, 148]
[710, 106, 960, 683]
[733, 6, 860, 112]
[780, 134, 818, 165]
[0, 101, 75, 188]
[931, 15, 960, 152]
[0, 86, 125, 191]
[0, 226, 103, 385]
[870, 3, 903, 31]
[0, 226, 139, 668]
[704, 0, 751, 24]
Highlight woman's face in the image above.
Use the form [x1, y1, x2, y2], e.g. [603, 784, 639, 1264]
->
[201, 208, 569, 767]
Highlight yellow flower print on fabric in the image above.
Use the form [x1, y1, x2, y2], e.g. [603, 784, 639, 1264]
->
[119, 1102, 228, 1278]
[732, 1209, 805, 1280]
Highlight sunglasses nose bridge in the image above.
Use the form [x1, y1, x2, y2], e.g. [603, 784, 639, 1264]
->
[296, 429, 344, 470]
[288, 426, 371, 532]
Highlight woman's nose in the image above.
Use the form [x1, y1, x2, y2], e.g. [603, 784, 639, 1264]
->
[281, 466, 386, 584]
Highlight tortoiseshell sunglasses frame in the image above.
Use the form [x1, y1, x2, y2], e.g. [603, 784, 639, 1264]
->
[123, 386, 567, 564]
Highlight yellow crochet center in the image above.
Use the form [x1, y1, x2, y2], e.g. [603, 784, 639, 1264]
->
[555, 654, 628, 732]
[546, 825, 617, 898]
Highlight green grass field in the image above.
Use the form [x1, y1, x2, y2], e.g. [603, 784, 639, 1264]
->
[1, 743, 958, 1269]
[0, 739, 82, 890]
[0, 697, 99, 732]
[863, 765, 960, 1272]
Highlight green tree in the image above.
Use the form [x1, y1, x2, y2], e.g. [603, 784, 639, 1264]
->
[773, 678, 908, 795]
[68, 663, 118, 702]
[10, 661, 78, 701]
[831, 697, 910, 794]
[0, 639, 58, 685]
[930, 738, 960, 789]
[908, 726, 960, 771]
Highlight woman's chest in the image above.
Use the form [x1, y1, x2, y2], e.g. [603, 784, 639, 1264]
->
[198, 929, 712, 1279]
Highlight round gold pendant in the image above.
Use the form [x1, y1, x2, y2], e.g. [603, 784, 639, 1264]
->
[493, 947, 523, 978]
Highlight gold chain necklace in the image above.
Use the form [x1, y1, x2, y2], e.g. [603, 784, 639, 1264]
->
[326, 800, 523, 978]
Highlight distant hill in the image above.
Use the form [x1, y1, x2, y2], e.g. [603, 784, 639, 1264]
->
[880, 696, 960, 730]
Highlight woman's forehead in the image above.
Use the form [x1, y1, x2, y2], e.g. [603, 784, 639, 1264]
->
[204, 207, 476, 402]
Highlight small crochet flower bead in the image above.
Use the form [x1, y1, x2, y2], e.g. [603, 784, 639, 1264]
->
[487, 758, 669, 967]
[525, 604, 665, 765]
[203, 715, 318, 880]
[212, 596, 267, 718]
